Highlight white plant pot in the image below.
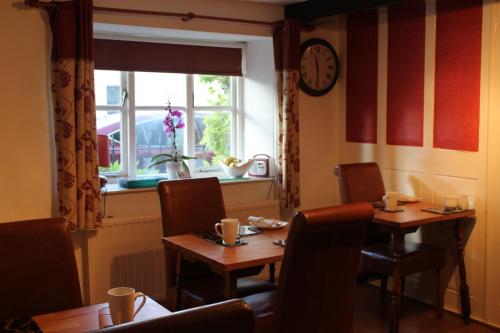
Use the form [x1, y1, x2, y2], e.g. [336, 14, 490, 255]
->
[166, 161, 181, 180]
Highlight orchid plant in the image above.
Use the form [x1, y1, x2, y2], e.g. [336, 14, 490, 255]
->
[149, 101, 195, 171]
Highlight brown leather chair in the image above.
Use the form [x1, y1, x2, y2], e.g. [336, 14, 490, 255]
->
[243, 203, 373, 333]
[0, 218, 82, 319]
[157, 177, 275, 310]
[335, 162, 445, 314]
[94, 299, 254, 333]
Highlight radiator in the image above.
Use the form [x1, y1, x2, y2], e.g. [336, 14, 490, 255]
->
[87, 200, 280, 304]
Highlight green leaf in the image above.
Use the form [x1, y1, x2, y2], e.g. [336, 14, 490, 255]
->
[151, 154, 173, 162]
[180, 155, 197, 160]
[148, 159, 168, 169]
[182, 160, 189, 172]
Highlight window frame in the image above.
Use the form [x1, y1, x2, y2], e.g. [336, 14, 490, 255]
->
[96, 71, 241, 178]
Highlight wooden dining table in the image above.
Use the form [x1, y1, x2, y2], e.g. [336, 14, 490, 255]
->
[163, 227, 288, 306]
[164, 202, 475, 333]
[372, 201, 475, 333]
[33, 296, 170, 333]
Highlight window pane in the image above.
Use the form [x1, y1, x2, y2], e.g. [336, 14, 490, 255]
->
[135, 110, 185, 175]
[135, 72, 186, 107]
[95, 70, 122, 106]
[194, 75, 232, 107]
[194, 111, 232, 168]
[96, 110, 122, 173]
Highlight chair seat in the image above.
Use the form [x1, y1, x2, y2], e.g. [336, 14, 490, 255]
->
[361, 241, 446, 277]
[241, 290, 276, 329]
[182, 276, 276, 308]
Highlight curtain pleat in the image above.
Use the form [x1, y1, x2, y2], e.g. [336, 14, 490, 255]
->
[273, 20, 301, 209]
[46, 0, 102, 230]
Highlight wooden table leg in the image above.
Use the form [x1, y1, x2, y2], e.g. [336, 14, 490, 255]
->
[224, 271, 238, 299]
[455, 219, 471, 323]
[269, 263, 276, 283]
[175, 252, 183, 311]
[390, 231, 404, 333]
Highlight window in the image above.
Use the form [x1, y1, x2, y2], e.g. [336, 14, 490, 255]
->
[96, 70, 241, 178]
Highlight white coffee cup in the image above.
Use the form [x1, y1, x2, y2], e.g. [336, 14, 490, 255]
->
[383, 191, 400, 211]
[108, 287, 146, 325]
[444, 195, 459, 210]
[215, 218, 240, 245]
[458, 194, 469, 210]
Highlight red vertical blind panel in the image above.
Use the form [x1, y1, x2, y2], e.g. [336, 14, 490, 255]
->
[346, 10, 379, 143]
[434, 0, 482, 151]
[387, 1, 426, 146]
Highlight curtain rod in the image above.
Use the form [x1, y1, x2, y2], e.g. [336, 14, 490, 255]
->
[24, 0, 292, 28]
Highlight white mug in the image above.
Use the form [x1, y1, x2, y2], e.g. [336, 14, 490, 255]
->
[108, 287, 146, 325]
[383, 191, 400, 211]
[215, 218, 240, 245]
[444, 195, 459, 210]
[458, 194, 469, 210]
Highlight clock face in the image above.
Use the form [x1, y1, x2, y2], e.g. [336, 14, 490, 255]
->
[299, 39, 339, 96]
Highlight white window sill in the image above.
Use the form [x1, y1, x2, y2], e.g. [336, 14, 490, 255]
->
[102, 176, 275, 196]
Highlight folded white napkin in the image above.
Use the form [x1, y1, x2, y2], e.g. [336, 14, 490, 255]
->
[248, 216, 285, 228]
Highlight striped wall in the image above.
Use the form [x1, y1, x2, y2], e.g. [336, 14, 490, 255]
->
[332, 0, 500, 327]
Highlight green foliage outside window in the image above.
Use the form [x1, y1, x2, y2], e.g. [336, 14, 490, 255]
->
[198, 75, 231, 165]
[200, 112, 230, 164]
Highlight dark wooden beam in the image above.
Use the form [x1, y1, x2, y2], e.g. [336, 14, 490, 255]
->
[284, 0, 410, 22]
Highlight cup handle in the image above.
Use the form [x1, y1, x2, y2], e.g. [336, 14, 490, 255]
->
[215, 223, 223, 237]
[133, 292, 146, 319]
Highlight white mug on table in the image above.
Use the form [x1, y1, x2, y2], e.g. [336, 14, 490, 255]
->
[108, 287, 146, 325]
[383, 191, 400, 211]
[458, 194, 469, 210]
[215, 218, 240, 245]
[444, 195, 459, 210]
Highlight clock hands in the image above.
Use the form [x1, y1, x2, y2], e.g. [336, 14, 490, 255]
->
[314, 54, 319, 86]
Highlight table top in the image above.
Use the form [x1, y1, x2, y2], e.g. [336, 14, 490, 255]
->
[33, 296, 170, 333]
[163, 203, 476, 271]
[163, 228, 288, 273]
[373, 201, 475, 229]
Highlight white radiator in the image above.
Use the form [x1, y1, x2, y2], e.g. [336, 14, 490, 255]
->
[87, 200, 280, 304]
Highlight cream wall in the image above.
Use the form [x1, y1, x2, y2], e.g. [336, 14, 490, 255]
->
[0, 0, 289, 305]
[327, 0, 500, 328]
[3, 0, 499, 328]
[0, 1, 54, 223]
[298, 23, 343, 210]
[243, 39, 276, 159]
[485, 0, 500, 326]
[93, 0, 283, 37]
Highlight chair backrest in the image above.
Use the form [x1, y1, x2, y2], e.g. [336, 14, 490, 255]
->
[0, 218, 82, 319]
[95, 300, 254, 333]
[335, 162, 391, 245]
[157, 177, 227, 308]
[335, 162, 386, 204]
[274, 203, 373, 333]
[157, 177, 226, 237]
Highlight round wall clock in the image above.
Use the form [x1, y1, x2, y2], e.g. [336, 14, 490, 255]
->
[299, 38, 340, 96]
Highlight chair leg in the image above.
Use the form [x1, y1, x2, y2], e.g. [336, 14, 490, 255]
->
[268, 263, 276, 283]
[436, 268, 444, 318]
[380, 276, 388, 301]
[401, 277, 406, 296]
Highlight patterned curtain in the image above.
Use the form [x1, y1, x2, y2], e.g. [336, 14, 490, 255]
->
[273, 20, 301, 209]
[45, 0, 102, 230]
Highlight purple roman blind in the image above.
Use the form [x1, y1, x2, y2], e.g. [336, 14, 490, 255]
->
[94, 39, 242, 76]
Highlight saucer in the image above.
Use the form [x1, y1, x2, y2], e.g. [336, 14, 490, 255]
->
[216, 239, 248, 247]
[379, 208, 404, 213]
